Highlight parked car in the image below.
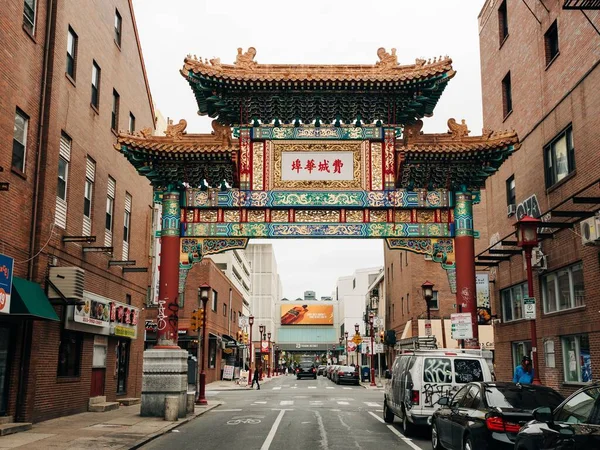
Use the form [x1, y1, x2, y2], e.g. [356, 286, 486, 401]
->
[383, 349, 494, 436]
[430, 382, 564, 450]
[333, 365, 360, 385]
[515, 383, 600, 450]
[327, 365, 338, 380]
[317, 365, 327, 376]
[296, 362, 317, 379]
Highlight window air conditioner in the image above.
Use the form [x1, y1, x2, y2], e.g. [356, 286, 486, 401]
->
[507, 204, 516, 217]
[47, 267, 85, 301]
[531, 248, 547, 270]
[580, 217, 600, 246]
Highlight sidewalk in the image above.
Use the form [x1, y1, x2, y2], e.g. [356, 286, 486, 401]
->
[0, 401, 221, 450]
[206, 373, 280, 391]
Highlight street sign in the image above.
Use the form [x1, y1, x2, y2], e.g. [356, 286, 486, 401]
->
[374, 316, 383, 328]
[352, 334, 363, 345]
[361, 342, 372, 355]
[524, 297, 536, 319]
[374, 343, 384, 354]
[424, 319, 432, 336]
[0, 254, 14, 315]
[451, 313, 473, 340]
[347, 342, 357, 352]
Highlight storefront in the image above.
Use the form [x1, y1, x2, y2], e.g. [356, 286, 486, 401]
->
[65, 291, 140, 398]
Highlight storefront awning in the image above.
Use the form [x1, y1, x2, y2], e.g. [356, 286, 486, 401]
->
[11, 277, 60, 321]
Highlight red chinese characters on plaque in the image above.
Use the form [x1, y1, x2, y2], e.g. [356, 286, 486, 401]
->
[282, 152, 353, 181]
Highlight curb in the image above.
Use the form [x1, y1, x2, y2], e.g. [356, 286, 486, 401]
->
[128, 401, 223, 449]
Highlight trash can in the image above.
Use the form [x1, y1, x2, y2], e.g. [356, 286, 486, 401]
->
[187, 356, 197, 385]
[361, 366, 370, 382]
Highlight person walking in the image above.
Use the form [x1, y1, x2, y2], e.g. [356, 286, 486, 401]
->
[251, 364, 261, 390]
[513, 356, 534, 384]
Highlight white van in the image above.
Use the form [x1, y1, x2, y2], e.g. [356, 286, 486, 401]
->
[383, 349, 493, 436]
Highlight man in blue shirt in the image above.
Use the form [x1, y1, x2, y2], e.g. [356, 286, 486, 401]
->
[513, 356, 534, 384]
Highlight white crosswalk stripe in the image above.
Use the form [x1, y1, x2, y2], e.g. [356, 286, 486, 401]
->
[308, 386, 317, 389]
[343, 387, 353, 390]
[364, 402, 380, 407]
[326, 387, 335, 389]
[337, 401, 350, 405]
[280, 400, 294, 406]
[253, 401, 267, 404]
[272, 387, 281, 390]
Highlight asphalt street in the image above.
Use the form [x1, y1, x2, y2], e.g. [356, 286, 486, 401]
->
[141, 375, 431, 450]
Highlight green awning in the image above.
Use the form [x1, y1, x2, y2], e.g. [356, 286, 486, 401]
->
[11, 277, 60, 321]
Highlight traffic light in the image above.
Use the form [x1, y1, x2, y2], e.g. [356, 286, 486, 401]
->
[243, 332, 249, 344]
[380, 330, 385, 343]
[190, 309, 199, 331]
[198, 308, 204, 324]
[236, 330, 243, 342]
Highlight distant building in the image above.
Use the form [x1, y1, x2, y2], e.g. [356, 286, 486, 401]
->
[321, 296, 333, 301]
[304, 290, 316, 301]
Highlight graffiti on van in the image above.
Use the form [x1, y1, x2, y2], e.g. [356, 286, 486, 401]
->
[422, 383, 458, 407]
[423, 358, 452, 384]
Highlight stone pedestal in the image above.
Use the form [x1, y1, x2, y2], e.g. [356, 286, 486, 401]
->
[140, 349, 188, 418]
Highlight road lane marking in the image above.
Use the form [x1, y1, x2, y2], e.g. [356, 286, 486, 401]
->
[387, 425, 422, 450]
[260, 409, 287, 450]
[314, 410, 329, 448]
[272, 387, 281, 390]
[365, 402, 380, 407]
[368, 411, 385, 424]
[376, 409, 383, 412]
[343, 387, 352, 390]
[308, 386, 317, 389]
[337, 401, 349, 405]
[254, 401, 267, 404]
[213, 409, 243, 412]
[330, 409, 341, 412]
[326, 387, 335, 389]
[280, 400, 294, 406]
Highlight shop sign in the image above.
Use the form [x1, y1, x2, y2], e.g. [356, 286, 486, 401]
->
[225, 340, 238, 348]
[114, 326, 136, 338]
[145, 320, 157, 332]
[74, 295, 110, 328]
[261, 340, 269, 353]
[0, 254, 14, 315]
[110, 300, 139, 339]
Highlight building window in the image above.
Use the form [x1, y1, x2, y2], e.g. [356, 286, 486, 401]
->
[223, 303, 227, 316]
[84, 178, 93, 218]
[23, 0, 36, 34]
[429, 291, 439, 310]
[498, 0, 508, 44]
[506, 175, 516, 207]
[83, 157, 95, 236]
[91, 61, 101, 108]
[542, 262, 584, 313]
[123, 195, 131, 243]
[544, 126, 574, 188]
[106, 178, 115, 232]
[562, 334, 592, 383]
[407, 293, 409, 313]
[512, 341, 531, 371]
[114, 9, 122, 47]
[212, 290, 218, 312]
[111, 89, 120, 131]
[544, 20, 559, 66]
[57, 330, 83, 377]
[128, 113, 135, 133]
[66, 27, 78, 79]
[544, 339, 556, 368]
[502, 72, 512, 118]
[57, 156, 69, 201]
[12, 108, 29, 173]
[208, 338, 216, 369]
[501, 282, 526, 322]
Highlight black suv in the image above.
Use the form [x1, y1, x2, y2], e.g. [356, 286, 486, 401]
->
[296, 362, 317, 379]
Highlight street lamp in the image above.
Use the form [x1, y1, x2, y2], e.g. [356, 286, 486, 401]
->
[421, 281, 435, 338]
[196, 284, 211, 405]
[258, 325, 265, 380]
[248, 315, 254, 387]
[369, 314, 376, 386]
[515, 215, 542, 385]
[344, 331, 349, 363]
[354, 323, 360, 367]
[267, 332, 272, 378]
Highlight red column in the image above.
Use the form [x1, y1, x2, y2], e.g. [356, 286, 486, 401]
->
[454, 191, 479, 348]
[155, 191, 181, 349]
[525, 247, 542, 385]
[247, 324, 253, 386]
[370, 321, 376, 386]
[197, 298, 208, 405]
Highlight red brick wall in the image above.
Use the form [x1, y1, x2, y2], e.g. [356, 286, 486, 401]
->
[479, 0, 600, 395]
[1, 0, 154, 422]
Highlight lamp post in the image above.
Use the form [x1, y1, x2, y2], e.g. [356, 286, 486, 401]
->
[247, 315, 254, 386]
[267, 332, 272, 378]
[344, 331, 349, 364]
[258, 325, 265, 380]
[354, 323, 360, 367]
[369, 314, 376, 386]
[196, 284, 210, 405]
[339, 337, 343, 363]
[421, 281, 435, 337]
[274, 345, 279, 375]
[516, 215, 542, 385]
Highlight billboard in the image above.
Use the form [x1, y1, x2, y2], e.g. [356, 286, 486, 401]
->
[280, 304, 333, 325]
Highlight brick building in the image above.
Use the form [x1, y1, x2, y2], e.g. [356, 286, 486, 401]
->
[478, 1, 600, 394]
[145, 259, 244, 385]
[383, 197, 493, 351]
[0, 0, 155, 423]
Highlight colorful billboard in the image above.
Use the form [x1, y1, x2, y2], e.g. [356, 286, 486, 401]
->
[280, 304, 333, 325]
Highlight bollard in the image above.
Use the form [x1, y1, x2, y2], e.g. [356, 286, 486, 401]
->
[186, 392, 195, 414]
[164, 395, 179, 421]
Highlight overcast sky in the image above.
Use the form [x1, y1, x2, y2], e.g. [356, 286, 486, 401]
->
[132, 0, 485, 300]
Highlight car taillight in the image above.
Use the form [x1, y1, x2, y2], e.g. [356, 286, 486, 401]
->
[486, 416, 521, 433]
[312, 368, 316, 372]
[338, 371, 345, 375]
[411, 390, 419, 405]
[296, 368, 300, 373]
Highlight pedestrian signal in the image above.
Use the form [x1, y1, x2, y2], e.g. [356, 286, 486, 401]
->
[190, 309, 199, 331]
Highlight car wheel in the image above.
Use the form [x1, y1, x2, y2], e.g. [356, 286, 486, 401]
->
[401, 406, 414, 437]
[463, 435, 473, 450]
[431, 420, 442, 450]
[383, 400, 394, 423]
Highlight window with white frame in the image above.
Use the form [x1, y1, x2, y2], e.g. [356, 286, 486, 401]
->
[501, 282, 526, 322]
[544, 126, 574, 188]
[562, 334, 592, 383]
[23, 0, 36, 34]
[83, 157, 95, 236]
[429, 291, 439, 310]
[542, 262, 584, 313]
[128, 113, 135, 133]
[544, 339, 556, 368]
[122, 193, 131, 260]
[211, 290, 218, 312]
[55, 132, 71, 228]
[114, 9, 122, 47]
[66, 27, 78, 79]
[105, 177, 115, 246]
[91, 61, 101, 108]
[12, 109, 29, 173]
